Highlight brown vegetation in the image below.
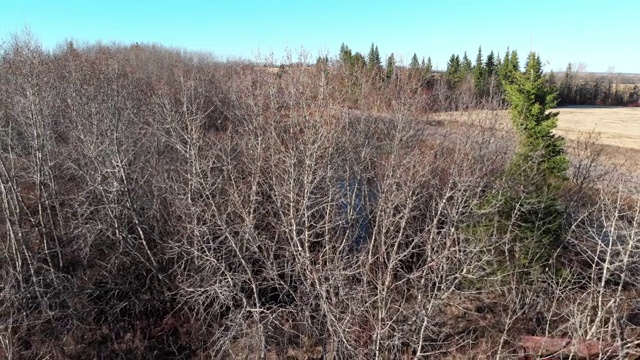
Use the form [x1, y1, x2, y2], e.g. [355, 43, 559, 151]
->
[517, 335, 640, 359]
[555, 106, 640, 150]
[2, 34, 640, 359]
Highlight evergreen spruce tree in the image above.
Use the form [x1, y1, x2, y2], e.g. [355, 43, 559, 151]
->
[409, 53, 420, 71]
[422, 56, 433, 75]
[446, 54, 462, 87]
[546, 70, 557, 89]
[499, 48, 511, 83]
[461, 51, 473, 79]
[421, 57, 433, 85]
[352, 52, 367, 69]
[385, 53, 396, 81]
[474, 47, 486, 97]
[510, 49, 520, 72]
[499, 51, 569, 269]
[560, 63, 574, 105]
[485, 50, 496, 78]
[484, 51, 497, 98]
[339, 44, 362, 102]
[367, 43, 382, 72]
[339, 43, 353, 67]
[316, 55, 329, 67]
[495, 53, 505, 93]
[446, 55, 454, 73]
[499, 49, 520, 87]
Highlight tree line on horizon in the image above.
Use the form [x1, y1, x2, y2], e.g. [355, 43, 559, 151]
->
[316, 42, 640, 107]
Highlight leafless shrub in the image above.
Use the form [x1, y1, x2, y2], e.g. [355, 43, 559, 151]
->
[1, 32, 639, 359]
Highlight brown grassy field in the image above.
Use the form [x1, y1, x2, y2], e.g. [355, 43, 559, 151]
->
[555, 106, 640, 149]
[613, 83, 639, 91]
[433, 106, 640, 173]
[434, 106, 640, 149]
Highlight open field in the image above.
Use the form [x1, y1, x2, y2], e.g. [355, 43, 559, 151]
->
[555, 106, 640, 149]
[434, 106, 640, 150]
[433, 106, 640, 173]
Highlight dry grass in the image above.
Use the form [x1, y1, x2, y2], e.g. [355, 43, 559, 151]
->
[435, 106, 640, 150]
[433, 106, 640, 175]
[555, 106, 640, 150]
[613, 83, 638, 91]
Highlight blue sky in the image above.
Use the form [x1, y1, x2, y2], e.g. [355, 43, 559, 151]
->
[2, 0, 638, 73]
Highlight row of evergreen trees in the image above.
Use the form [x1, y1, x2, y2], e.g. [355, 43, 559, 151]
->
[333, 42, 522, 103]
[337, 43, 433, 82]
[327, 43, 638, 106]
[444, 47, 522, 100]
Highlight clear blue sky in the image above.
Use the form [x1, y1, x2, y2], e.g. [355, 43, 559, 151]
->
[2, 0, 638, 73]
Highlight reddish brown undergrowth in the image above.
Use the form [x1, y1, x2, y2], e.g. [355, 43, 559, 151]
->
[2, 33, 640, 359]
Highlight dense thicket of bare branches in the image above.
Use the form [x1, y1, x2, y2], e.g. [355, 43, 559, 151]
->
[1, 34, 640, 359]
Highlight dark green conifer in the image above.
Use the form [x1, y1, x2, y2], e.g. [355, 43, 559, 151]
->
[485, 50, 496, 78]
[474, 47, 486, 97]
[500, 51, 569, 268]
[409, 53, 420, 71]
[386, 53, 396, 80]
[367, 43, 382, 72]
[446, 54, 462, 87]
[461, 51, 473, 78]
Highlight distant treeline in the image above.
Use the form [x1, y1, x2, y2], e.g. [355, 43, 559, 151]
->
[549, 64, 640, 106]
[317, 43, 640, 107]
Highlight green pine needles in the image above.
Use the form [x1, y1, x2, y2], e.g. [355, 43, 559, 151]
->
[500, 51, 569, 269]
